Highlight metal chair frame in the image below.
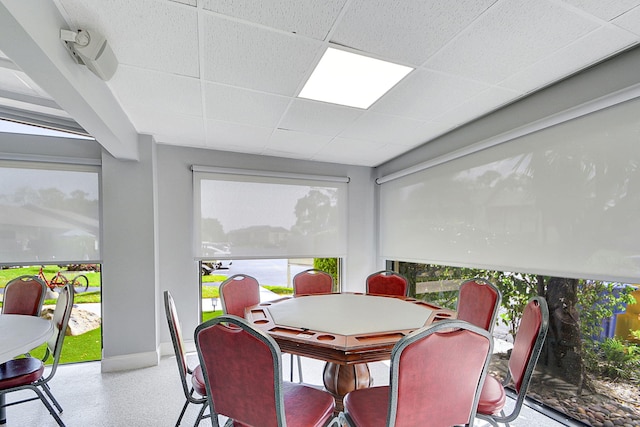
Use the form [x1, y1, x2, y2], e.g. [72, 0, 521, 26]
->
[476, 296, 549, 427]
[290, 268, 335, 382]
[456, 278, 502, 332]
[0, 283, 74, 427]
[1, 275, 47, 316]
[164, 291, 210, 426]
[292, 268, 334, 295]
[195, 314, 339, 427]
[365, 270, 409, 297]
[218, 274, 260, 318]
[341, 319, 494, 427]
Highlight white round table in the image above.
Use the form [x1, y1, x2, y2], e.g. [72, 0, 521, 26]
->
[0, 314, 54, 364]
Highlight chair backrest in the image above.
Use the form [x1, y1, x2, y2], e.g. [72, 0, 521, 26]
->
[292, 268, 333, 295]
[387, 320, 493, 427]
[2, 275, 47, 316]
[195, 315, 285, 427]
[219, 274, 261, 317]
[456, 278, 502, 332]
[43, 283, 74, 379]
[365, 270, 408, 297]
[164, 290, 191, 396]
[509, 296, 549, 396]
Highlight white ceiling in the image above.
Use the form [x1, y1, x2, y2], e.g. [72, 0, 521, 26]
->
[1, 0, 640, 166]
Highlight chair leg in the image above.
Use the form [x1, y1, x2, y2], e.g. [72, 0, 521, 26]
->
[28, 385, 66, 427]
[176, 397, 190, 426]
[194, 402, 208, 426]
[40, 382, 63, 413]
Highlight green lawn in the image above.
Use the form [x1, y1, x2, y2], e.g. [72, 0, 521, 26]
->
[0, 266, 101, 289]
[1, 268, 293, 365]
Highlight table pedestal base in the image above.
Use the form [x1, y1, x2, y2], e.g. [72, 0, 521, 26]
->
[323, 362, 372, 412]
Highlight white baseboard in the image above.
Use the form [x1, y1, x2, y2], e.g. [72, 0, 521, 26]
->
[101, 349, 160, 372]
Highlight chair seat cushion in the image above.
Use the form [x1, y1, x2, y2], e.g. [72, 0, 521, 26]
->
[191, 365, 207, 397]
[282, 382, 335, 427]
[0, 357, 45, 390]
[344, 386, 389, 427]
[477, 375, 507, 415]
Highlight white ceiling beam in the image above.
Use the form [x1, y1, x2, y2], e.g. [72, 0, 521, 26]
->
[0, 0, 139, 161]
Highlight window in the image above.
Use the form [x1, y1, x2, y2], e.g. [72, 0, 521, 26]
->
[193, 167, 348, 260]
[0, 160, 100, 265]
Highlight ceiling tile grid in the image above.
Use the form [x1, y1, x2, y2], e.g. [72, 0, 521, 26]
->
[499, 24, 639, 94]
[200, 13, 324, 95]
[265, 128, 333, 159]
[613, 6, 640, 35]
[108, 65, 203, 118]
[278, 99, 363, 137]
[423, 0, 601, 85]
[200, 0, 348, 41]
[203, 82, 290, 128]
[204, 118, 273, 153]
[559, 0, 640, 21]
[371, 69, 493, 121]
[330, 0, 499, 66]
[2, 0, 640, 167]
[129, 106, 206, 148]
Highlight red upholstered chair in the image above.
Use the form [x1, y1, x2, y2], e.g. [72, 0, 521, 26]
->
[456, 278, 502, 332]
[342, 319, 493, 427]
[476, 296, 549, 427]
[365, 270, 408, 297]
[164, 291, 210, 427]
[219, 274, 302, 382]
[218, 274, 260, 318]
[293, 269, 333, 296]
[291, 268, 333, 381]
[1, 275, 47, 316]
[195, 314, 339, 427]
[0, 283, 74, 427]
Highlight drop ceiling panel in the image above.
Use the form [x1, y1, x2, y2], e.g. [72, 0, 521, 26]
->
[435, 86, 521, 127]
[314, 137, 407, 166]
[425, 0, 599, 85]
[3, 0, 640, 167]
[203, 83, 290, 127]
[279, 99, 363, 137]
[372, 70, 490, 121]
[614, 7, 640, 35]
[561, 0, 640, 21]
[205, 119, 273, 153]
[60, 0, 200, 77]
[201, 13, 324, 95]
[201, 0, 347, 40]
[331, 0, 498, 66]
[128, 107, 206, 148]
[109, 66, 203, 118]
[500, 25, 638, 93]
[266, 128, 332, 158]
[339, 112, 447, 147]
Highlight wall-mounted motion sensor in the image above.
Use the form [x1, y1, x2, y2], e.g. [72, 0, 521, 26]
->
[61, 28, 118, 81]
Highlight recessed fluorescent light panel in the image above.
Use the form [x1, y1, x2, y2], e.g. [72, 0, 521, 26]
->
[298, 47, 413, 109]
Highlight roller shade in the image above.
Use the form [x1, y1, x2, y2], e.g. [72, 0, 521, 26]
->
[0, 160, 100, 265]
[380, 97, 640, 284]
[193, 167, 348, 259]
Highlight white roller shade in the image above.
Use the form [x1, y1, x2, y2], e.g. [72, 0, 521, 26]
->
[0, 160, 100, 265]
[193, 167, 348, 259]
[380, 97, 640, 284]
